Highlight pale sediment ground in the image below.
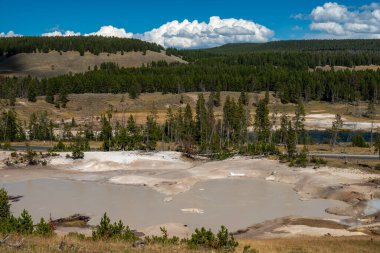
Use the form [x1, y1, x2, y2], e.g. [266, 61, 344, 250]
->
[305, 113, 380, 130]
[1, 151, 380, 238]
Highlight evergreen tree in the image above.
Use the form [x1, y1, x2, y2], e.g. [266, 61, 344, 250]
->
[195, 94, 208, 148]
[331, 114, 343, 149]
[254, 99, 271, 143]
[0, 188, 10, 219]
[100, 115, 113, 151]
[27, 81, 37, 102]
[286, 121, 297, 158]
[238, 91, 249, 106]
[294, 98, 306, 144]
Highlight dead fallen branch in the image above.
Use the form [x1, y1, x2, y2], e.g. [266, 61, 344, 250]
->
[8, 195, 23, 202]
[0, 235, 24, 248]
[50, 214, 90, 227]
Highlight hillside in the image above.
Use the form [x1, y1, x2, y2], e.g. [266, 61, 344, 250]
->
[0, 50, 186, 77]
[194, 39, 380, 54]
[171, 39, 380, 62]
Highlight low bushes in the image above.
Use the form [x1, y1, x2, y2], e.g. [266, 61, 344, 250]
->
[92, 213, 137, 242]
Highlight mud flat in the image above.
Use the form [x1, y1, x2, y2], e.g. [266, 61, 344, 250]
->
[1, 151, 380, 238]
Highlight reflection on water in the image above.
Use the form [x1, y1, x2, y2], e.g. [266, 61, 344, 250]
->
[1, 178, 348, 232]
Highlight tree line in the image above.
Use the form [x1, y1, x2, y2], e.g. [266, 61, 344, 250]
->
[1, 62, 380, 104]
[0, 36, 164, 57]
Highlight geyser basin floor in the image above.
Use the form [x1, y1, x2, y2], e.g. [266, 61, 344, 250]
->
[2, 178, 347, 233]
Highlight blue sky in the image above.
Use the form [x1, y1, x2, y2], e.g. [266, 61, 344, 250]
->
[1, 1, 379, 48]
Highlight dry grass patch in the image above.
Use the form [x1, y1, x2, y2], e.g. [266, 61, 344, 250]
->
[238, 237, 380, 253]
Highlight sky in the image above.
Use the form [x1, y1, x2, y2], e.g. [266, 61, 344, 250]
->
[1, 0, 380, 48]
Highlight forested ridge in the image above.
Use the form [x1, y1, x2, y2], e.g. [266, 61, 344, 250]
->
[0, 36, 164, 56]
[1, 38, 380, 105]
[167, 39, 380, 66]
[1, 62, 379, 104]
[198, 39, 380, 53]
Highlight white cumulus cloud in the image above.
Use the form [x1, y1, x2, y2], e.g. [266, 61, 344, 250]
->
[0, 31, 22, 37]
[42, 30, 81, 37]
[137, 16, 274, 48]
[308, 2, 380, 38]
[85, 26, 133, 38]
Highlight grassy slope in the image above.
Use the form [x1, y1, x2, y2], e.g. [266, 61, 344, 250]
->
[0, 50, 185, 78]
[0, 235, 379, 253]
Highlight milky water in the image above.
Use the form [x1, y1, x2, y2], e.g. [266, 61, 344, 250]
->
[1, 178, 347, 232]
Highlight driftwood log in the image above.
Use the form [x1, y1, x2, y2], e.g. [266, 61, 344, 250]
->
[0, 235, 24, 248]
[49, 214, 90, 227]
[7, 195, 23, 202]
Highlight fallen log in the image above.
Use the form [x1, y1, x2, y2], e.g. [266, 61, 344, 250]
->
[0, 235, 24, 248]
[8, 195, 23, 202]
[50, 214, 90, 227]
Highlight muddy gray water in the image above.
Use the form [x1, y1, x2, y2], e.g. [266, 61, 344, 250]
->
[1, 178, 347, 232]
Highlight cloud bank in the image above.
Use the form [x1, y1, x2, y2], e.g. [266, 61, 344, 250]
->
[42, 30, 81, 37]
[0, 31, 22, 37]
[1, 16, 274, 49]
[137, 16, 274, 48]
[309, 2, 380, 38]
[84, 25, 133, 38]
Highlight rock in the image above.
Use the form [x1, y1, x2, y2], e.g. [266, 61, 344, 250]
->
[164, 197, 173, 202]
[132, 240, 145, 248]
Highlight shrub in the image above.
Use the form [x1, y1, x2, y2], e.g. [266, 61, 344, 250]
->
[0, 188, 10, 219]
[2, 142, 13, 151]
[188, 227, 217, 249]
[310, 156, 327, 166]
[187, 226, 238, 252]
[243, 245, 259, 253]
[216, 225, 238, 251]
[294, 146, 308, 167]
[71, 147, 84, 159]
[34, 218, 53, 236]
[51, 140, 66, 151]
[92, 213, 137, 242]
[17, 209, 34, 234]
[144, 226, 180, 245]
[352, 135, 368, 147]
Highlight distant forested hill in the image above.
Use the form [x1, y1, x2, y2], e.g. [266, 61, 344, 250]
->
[202, 40, 380, 53]
[167, 39, 380, 64]
[1, 39, 380, 105]
[0, 36, 164, 56]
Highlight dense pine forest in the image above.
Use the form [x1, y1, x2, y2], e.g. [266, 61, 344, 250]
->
[1, 61, 379, 104]
[0, 36, 164, 56]
[1, 37, 380, 104]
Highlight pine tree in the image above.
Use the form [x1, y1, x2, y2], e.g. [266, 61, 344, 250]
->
[100, 116, 113, 151]
[254, 99, 271, 143]
[294, 98, 306, 144]
[27, 82, 37, 102]
[331, 114, 343, 149]
[279, 113, 288, 144]
[59, 88, 69, 108]
[238, 91, 249, 106]
[0, 188, 10, 219]
[196, 94, 207, 147]
[286, 121, 297, 158]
